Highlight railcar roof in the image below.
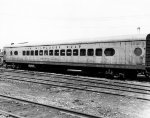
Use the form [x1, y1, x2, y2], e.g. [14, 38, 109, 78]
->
[4, 34, 147, 48]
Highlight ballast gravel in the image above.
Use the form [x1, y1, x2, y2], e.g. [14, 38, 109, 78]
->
[0, 78, 149, 118]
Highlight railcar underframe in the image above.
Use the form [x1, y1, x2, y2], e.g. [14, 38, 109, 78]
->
[4, 60, 146, 79]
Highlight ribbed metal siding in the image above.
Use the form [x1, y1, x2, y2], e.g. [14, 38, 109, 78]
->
[146, 34, 150, 66]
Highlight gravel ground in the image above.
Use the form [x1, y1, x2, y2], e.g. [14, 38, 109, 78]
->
[0, 78, 150, 118]
[0, 97, 83, 118]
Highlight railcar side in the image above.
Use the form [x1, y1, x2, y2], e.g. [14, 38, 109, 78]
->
[3, 34, 148, 78]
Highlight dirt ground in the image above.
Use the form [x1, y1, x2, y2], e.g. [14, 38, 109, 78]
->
[0, 79, 150, 118]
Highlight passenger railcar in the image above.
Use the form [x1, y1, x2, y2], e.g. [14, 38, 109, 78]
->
[3, 34, 150, 78]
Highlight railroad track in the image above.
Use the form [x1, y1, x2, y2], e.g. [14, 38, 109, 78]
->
[1, 68, 150, 101]
[0, 94, 102, 118]
[0, 109, 25, 118]
[2, 68, 150, 89]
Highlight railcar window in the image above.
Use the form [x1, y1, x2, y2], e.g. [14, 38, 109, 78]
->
[49, 50, 53, 56]
[14, 51, 18, 55]
[88, 49, 94, 56]
[67, 49, 72, 56]
[134, 48, 142, 56]
[39, 50, 43, 56]
[27, 51, 30, 55]
[44, 50, 48, 56]
[60, 49, 65, 56]
[4, 51, 6, 55]
[73, 49, 78, 56]
[55, 50, 59, 56]
[96, 48, 102, 56]
[22, 51, 25, 56]
[10, 51, 13, 55]
[104, 48, 115, 56]
[35, 50, 38, 56]
[31, 50, 34, 56]
[80, 49, 86, 56]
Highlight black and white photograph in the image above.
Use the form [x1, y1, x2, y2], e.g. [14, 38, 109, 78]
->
[0, 0, 150, 118]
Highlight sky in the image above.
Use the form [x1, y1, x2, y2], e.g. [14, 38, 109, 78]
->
[1, 0, 150, 49]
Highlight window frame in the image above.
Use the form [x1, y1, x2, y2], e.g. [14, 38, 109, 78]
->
[14, 51, 18, 55]
[80, 49, 86, 56]
[39, 50, 43, 56]
[26, 50, 30, 56]
[4, 51, 6, 55]
[87, 49, 94, 56]
[44, 50, 48, 56]
[31, 50, 34, 56]
[49, 50, 53, 56]
[73, 49, 78, 56]
[22, 51, 26, 56]
[66, 49, 72, 56]
[35, 50, 38, 56]
[104, 48, 115, 56]
[60, 49, 65, 56]
[55, 50, 59, 56]
[96, 48, 102, 56]
[134, 47, 142, 56]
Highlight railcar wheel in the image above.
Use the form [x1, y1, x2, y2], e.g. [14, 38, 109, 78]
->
[105, 69, 114, 79]
[124, 71, 137, 80]
[144, 71, 150, 80]
[118, 73, 125, 80]
[12, 64, 16, 69]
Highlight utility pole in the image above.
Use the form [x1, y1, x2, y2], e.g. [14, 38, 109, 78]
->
[137, 27, 141, 34]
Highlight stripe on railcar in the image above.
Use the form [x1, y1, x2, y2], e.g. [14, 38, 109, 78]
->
[6, 60, 145, 70]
